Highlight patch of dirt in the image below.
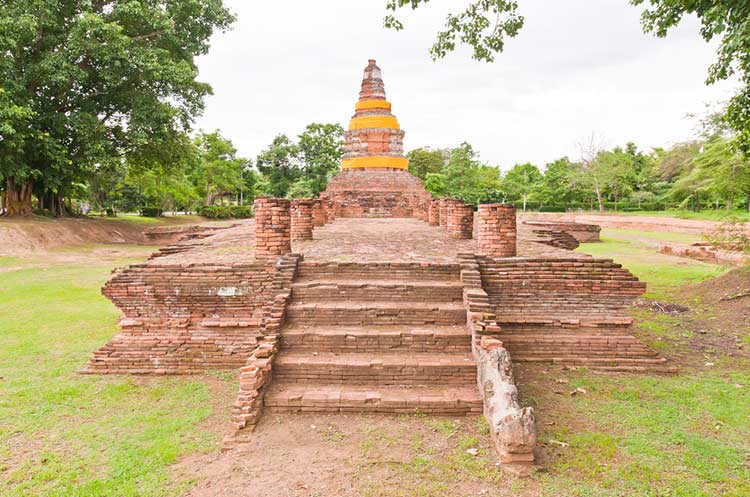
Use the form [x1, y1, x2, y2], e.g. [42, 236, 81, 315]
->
[633, 267, 750, 368]
[523, 212, 749, 236]
[175, 412, 537, 497]
[634, 298, 690, 316]
[679, 267, 750, 360]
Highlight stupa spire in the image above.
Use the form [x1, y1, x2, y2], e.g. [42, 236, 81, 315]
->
[341, 60, 408, 170]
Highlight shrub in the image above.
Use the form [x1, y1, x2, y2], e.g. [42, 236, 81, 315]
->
[140, 206, 163, 217]
[197, 205, 254, 219]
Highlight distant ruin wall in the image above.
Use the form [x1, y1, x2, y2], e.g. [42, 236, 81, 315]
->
[523, 221, 601, 243]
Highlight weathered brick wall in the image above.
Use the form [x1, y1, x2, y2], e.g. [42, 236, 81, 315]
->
[321, 169, 432, 219]
[446, 200, 474, 239]
[438, 198, 449, 227]
[291, 199, 315, 241]
[84, 263, 275, 374]
[523, 221, 601, 243]
[254, 197, 291, 257]
[474, 256, 671, 372]
[85, 253, 301, 376]
[478, 204, 517, 257]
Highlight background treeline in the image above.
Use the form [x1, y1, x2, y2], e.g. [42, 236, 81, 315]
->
[408, 112, 750, 214]
[81, 123, 343, 217]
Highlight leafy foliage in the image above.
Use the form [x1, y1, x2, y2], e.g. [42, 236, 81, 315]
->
[0, 0, 235, 215]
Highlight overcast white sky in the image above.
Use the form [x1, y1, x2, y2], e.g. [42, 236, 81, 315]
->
[194, 0, 737, 171]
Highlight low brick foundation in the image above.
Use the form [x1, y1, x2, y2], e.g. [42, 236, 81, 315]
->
[523, 221, 601, 243]
[478, 204, 517, 257]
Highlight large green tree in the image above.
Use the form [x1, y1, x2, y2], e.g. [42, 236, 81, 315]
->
[502, 162, 542, 211]
[0, 0, 234, 215]
[385, 0, 750, 152]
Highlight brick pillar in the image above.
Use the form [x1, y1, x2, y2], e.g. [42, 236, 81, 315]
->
[325, 198, 336, 223]
[254, 197, 291, 258]
[291, 199, 315, 241]
[446, 201, 474, 239]
[477, 203, 517, 257]
[438, 198, 449, 228]
[311, 199, 326, 227]
[428, 198, 440, 226]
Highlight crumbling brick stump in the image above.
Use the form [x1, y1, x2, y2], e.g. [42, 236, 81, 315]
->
[428, 198, 441, 226]
[254, 197, 291, 258]
[478, 203, 517, 257]
[438, 198, 449, 228]
[311, 199, 326, 227]
[446, 200, 474, 239]
[291, 199, 315, 241]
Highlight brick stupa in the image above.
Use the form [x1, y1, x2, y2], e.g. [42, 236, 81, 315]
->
[321, 60, 431, 218]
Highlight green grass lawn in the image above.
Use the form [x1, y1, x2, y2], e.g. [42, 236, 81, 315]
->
[580, 209, 750, 222]
[577, 230, 728, 300]
[0, 254, 230, 497]
[528, 367, 750, 497]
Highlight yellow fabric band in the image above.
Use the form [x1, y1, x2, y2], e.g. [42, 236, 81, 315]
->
[348, 115, 400, 130]
[355, 100, 392, 111]
[342, 156, 409, 170]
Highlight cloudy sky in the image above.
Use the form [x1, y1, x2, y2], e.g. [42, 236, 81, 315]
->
[194, 0, 737, 171]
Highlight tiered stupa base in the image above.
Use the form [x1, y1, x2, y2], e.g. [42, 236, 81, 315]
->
[321, 169, 431, 218]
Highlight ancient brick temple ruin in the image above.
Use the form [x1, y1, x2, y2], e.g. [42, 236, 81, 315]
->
[84, 60, 672, 470]
[320, 59, 432, 218]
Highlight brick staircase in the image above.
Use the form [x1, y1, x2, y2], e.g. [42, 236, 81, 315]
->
[264, 262, 483, 415]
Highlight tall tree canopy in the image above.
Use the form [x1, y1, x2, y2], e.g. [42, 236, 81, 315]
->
[0, 0, 234, 215]
[384, 0, 750, 152]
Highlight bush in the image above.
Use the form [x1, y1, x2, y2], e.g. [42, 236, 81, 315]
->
[197, 205, 254, 219]
[140, 206, 163, 217]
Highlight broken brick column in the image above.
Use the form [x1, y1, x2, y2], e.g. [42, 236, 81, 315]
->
[291, 199, 315, 241]
[311, 199, 326, 227]
[325, 198, 337, 223]
[254, 197, 291, 258]
[439, 198, 449, 228]
[477, 203, 516, 257]
[428, 198, 441, 226]
[446, 201, 474, 239]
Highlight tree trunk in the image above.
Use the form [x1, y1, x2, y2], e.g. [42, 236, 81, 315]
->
[594, 181, 604, 212]
[522, 193, 527, 212]
[3, 178, 34, 216]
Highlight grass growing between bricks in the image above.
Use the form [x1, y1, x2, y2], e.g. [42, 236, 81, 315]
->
[0, 254, 230, 497]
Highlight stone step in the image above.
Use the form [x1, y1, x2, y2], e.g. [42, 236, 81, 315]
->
[264, 384, 483, 415]
[290, 279, 463, 302]
[297, 262, 460, 282]
[273, 351, 476, 385]
[510, 355, 669, 365]
[281, 324, 471, 351]
[285, 302, 466, 325]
